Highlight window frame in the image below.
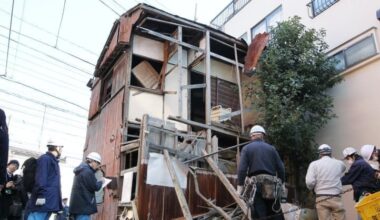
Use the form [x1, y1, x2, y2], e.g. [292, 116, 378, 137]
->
[100, 70, 113, 106]
[250, 6, 283, 39]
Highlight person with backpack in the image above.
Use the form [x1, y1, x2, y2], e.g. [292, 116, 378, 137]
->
[69, 152, 104, 220]
[0, 108, 9, 192]
[26, 140, 64, 220]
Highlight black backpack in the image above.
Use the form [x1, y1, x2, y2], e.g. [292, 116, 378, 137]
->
[22, 157, 37, 193]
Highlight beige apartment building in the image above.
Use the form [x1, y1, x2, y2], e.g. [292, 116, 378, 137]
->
[211, 0, 380, 218]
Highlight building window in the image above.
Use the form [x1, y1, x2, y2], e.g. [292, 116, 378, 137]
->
[307, 0, 339, 18]
[331, 35, 377, 72]
[239, 32, 248, 43]
[100, 71, 113, 105]
[251, 6, 282, 39]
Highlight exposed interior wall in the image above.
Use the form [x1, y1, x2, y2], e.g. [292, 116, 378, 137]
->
[163, 64, 188, 131]
[192, 59, 237, 83]
[128, 88, 163, 122]
[132, 35, 164, 61]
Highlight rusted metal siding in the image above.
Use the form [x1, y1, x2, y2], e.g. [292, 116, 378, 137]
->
[136, 164, 237, 219]
[243, 32, 269, 73]
[112, 54, 128, 94]
[85, 91, 124, 220]
[88, 79, 101, 120]
[119, 9, 142, 44]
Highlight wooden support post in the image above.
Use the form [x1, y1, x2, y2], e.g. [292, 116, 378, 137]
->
[178, 26, 183, 118]
[205, 30, 212, 153]
[163, 150, 192, 220]
[132, 200, 139, 220]
[201, 149, 248, 216]
[234, 43, 245, 131]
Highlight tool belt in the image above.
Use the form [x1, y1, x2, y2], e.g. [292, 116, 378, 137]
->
[246, 174, 282, 200]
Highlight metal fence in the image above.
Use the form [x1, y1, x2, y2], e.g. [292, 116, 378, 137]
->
[210, 0, 251, 29]
[307, 0, 339, 18]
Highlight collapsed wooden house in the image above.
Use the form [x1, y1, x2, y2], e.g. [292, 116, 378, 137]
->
[85, 3, 267, 219]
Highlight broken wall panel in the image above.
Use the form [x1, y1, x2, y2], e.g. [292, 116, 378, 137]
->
[163, 65, 188, 131]
[128, 88, 163, 123]
[132, 61, 159, 89]
[192, 59, 237, 83]
[88, 79, 101, 119]
[133, 35, 164, 61]
[101, 26, 119, 68]
[241, 74, 262, 130]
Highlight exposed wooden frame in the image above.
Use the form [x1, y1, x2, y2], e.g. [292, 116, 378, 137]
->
[205, 30, 212, 154]
[234, 43, 245, 131]
[178, 26, 183, 117]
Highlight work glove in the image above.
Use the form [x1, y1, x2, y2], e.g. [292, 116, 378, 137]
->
[237, 185, 243, 195]
[36, 198, 46, 206]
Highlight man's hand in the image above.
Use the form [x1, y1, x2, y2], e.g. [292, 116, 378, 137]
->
[5, 181, 14, 188]
[237, 185, 243, 195]
[36, 198, 46, 206]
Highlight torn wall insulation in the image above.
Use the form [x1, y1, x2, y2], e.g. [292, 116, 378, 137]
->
[146, 153, 188, 189]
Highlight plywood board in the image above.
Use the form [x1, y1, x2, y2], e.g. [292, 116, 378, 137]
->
[132, 61, 159, 89]
[133, 35, 164, 61]
[121, 171, 133, 203]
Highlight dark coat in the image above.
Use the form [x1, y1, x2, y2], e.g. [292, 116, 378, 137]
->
[69, 163, 102, 215]
[0, 108, 9, 186]
[27, 152, 63, 212]
[341, 156, 379, 201]
[0, 171, 17, 218]
[238, 139, 285, 185]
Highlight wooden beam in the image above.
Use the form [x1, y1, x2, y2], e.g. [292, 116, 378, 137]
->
[205, 30, 212, 154]
[178, 26, 183, 118]
[181, 84, 206, 90]
[132, 200, 139, 220]
[201, 149, 248, 216]
[234, 43, 245, 131]
[163, 150, 192, 220]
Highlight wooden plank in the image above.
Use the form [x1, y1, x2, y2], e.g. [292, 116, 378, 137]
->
[177, 26, 183, 118]
[201, 149, 248, 216]
[121, 142, 139, 152]
[132, 61, 159, 89]
[163, 150, 192, 220]
[205, 31, 212, 154]
[132, 200, 139, 220]
[234, 43, 245, 131]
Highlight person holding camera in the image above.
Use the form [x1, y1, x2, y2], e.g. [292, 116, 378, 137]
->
[0, 160, 20, 219]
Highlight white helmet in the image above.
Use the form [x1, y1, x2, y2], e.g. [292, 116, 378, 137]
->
[250, 125, 266, 135]
[86, 152, 102, 164]
[318, 144, 332, 155]
[360, 145, 375, 161]
[342, 147, 356, 159]
[47, 139, 63, 147]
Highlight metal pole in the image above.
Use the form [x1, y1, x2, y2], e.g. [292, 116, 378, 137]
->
[177, 26, 183, 117]
[205, 30, 212, 153]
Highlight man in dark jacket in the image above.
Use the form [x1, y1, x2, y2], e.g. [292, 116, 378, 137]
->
[26, 140, 63, 220]
[0, 160, 20, 219]
[69, 152, 103, 220]
[341, 147, 379, 202]
[237, 125, 285, 220]
[0, 108, 9, 192]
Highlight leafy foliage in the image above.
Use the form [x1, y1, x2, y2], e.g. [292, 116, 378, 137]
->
[254, 16, 342, 203]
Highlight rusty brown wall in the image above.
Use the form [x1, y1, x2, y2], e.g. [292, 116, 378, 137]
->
[136, 164, 237, 219]
[88, 79, 101, 120]
[85, 90, 124, 220]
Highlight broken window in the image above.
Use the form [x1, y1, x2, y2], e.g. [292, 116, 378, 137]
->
[131, 55, 163, 91]
[100, 71, 113, 105]
[125, 149, 139, 169]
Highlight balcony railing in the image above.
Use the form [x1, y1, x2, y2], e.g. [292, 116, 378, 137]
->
[307, 0, 339, 18]
[210, 0, 251, 29]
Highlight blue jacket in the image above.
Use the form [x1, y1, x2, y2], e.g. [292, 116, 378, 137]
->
[341, 156, 379, 201]
[238, 139, 285, 185]
[69, 163, 102, 215]
[0, 108, 9, 186]
[27, 152, 63, 212]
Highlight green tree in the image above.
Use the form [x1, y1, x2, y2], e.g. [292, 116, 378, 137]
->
[255, 16, 342, 204]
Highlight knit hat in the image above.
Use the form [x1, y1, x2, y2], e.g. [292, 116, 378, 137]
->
[360, 145, 376, 161]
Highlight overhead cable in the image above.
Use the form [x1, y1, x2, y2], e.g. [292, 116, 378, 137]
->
[3, 0, 15, 77]
[55, 0, 67, 47]
[98, 0, 121, 16]
[0, 8, 98, 56]
[0, 77, 88, 111]
[0, 33, 93, 76]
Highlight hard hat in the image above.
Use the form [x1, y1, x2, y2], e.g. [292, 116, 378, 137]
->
[47, 139, 63, 147]
[86, 152, 102, 164]
[342, 147, 356, 159]
[318, 144, 332, 155]
[250, 125, 266, 135]
[360, 145, 376, 161]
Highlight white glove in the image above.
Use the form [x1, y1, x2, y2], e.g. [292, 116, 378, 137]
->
[237, 185, 243, 195]
[36, 198, 46, 206]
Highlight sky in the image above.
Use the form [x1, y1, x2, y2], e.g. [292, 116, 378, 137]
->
[0, 0, 231, 197]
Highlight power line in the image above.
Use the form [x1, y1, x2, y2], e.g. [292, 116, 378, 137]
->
[55, 0, 67, 47]
[0, 41, 89, 81]
[110, 0, 127, 11]
[0, 34, 93, 76]
[98, 0, 121, 16]
[0, 88, 87, 118]
[0, 25, 96, 66]
[0, 8, 98, 56]
[0, 76, 88, 111]
[12, 0, 27, 67]
[3, 0, 15, 77]
[0, 60, 89, 95]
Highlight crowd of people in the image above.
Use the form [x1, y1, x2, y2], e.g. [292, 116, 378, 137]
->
[0, 109, 104, 220]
